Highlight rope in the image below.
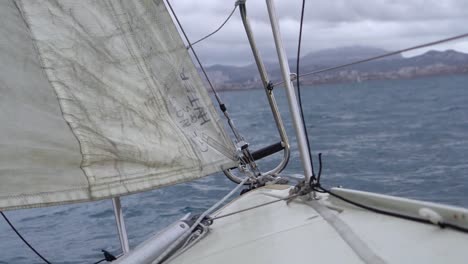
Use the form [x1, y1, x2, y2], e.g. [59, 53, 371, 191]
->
[317, 186, 468, 234]
[305, 155, 468, 234]
[188, 5, 238, 48]
[209, 176, 468, 234]
[288, 2, 468, 235]
[1, 211, 51, 264]
[295, 0, 315, 178]
[274, 32, 468, 87]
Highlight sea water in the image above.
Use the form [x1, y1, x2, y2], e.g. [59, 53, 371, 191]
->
[1, 75, 468, 263]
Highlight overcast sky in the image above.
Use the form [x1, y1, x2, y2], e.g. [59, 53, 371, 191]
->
[169, 0, 468, 66]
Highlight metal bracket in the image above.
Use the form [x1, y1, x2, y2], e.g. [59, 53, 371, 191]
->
[290, 73, 297, 82]
[235, 0, 246, 6]
[266, 81, 274, 91]
[223, 1, 291, 183]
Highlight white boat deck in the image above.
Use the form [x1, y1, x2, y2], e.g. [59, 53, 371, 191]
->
[167, 185, 468, 264]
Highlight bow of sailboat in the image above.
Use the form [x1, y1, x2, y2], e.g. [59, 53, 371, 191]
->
[165, 185, 468, 264]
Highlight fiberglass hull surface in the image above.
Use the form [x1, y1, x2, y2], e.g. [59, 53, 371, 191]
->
[167, 185, 468, 264]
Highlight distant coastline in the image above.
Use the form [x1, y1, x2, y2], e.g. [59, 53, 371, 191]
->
[201, 47, 468, 91]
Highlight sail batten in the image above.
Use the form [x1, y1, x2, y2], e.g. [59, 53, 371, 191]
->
[0, 0, 236, 210]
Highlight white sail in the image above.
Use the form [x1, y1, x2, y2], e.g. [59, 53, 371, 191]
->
[0, 0, 237, 210]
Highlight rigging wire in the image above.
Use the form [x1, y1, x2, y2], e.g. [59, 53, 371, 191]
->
[295, 0, 315, 178]
[290, 1, 468, 235]
[315, 186, 468, 234]
[166, 0, 263, 178]
[166, 0, 223, 107]
[275, 32, 468, 87]
[211, 194, 298, 221]
[187, 5, 238, 49]
[208, 168, 468, 234]
[208, 171, 468, 234]
[166, 0, 245, 142]
[1, 211, 52, 264]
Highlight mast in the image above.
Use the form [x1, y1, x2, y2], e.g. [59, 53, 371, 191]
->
[265, 0, 313, 181]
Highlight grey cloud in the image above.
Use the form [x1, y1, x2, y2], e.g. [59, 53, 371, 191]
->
[169, 0, 468, 66]
[245, 0, 468, 23]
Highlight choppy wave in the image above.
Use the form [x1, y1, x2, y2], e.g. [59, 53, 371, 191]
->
[1, 75, 468, 263]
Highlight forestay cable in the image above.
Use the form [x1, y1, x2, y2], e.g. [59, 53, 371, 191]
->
[166, 0, 244, 143]
[166, 0, 263, 179]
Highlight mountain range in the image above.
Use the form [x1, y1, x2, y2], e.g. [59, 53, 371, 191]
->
[202, 46, 468, 90]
